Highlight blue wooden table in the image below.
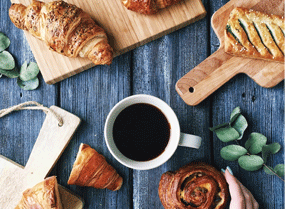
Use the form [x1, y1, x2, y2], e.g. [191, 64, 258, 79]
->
[0, 0, 284, 208]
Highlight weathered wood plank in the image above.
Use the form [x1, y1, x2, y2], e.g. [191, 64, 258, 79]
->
[210, 0, 285, 208]
[131, 2, 212, 206]
[56, 53, 133, 208]
[0, 1, 57, 168]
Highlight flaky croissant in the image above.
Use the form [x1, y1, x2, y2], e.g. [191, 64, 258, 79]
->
[9, 0, 113, 65]
[68, 143, 123, 191]
[15, 176, 62, 209]
[122, 0, 183, 14]
[158, 162, 229, 209]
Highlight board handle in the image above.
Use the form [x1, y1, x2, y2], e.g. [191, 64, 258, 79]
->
[176, 48, 236, 106]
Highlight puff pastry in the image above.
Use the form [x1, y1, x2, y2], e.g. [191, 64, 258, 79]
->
[122, 0, 183, 14]
[225, 7, 285, 62]
[68, 143, 123, 191]
[9, 0, 113, 65]
[15, 176, 62, 209]
[158, 162, 229, 209]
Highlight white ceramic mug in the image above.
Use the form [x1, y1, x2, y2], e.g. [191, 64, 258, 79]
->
[104, 94, 202, 170]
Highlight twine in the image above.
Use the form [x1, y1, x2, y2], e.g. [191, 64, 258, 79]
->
[0, 101, 63, 126]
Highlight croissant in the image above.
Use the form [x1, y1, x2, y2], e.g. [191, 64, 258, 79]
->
[122, 0, 183, 14]
[68, 143, 123, 191]
[15, 176, 62, 209]
[158, 162, 229, 209]
[9, 0, 113, 65]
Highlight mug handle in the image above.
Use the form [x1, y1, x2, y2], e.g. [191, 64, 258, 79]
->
[179, 133, 202, 149]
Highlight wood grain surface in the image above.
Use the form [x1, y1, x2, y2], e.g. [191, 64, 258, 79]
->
[0, 106, 82, 209]
[10, 0, 206, 84]
[176, 0, 285, 106]
[0, 0, 284, 208]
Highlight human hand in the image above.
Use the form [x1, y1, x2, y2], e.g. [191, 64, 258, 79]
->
[222, 166, 259, 209]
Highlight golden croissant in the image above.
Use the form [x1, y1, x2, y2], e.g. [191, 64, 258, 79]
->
[68, 143, 123, 191]
[122, 0, 183, 14]
[15, 176, 62, 209]
[9, 0, 113, 65]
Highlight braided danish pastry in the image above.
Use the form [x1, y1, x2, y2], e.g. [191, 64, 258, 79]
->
[158, 162, 229, 209]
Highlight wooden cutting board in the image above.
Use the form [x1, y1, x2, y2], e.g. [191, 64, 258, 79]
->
[176, 0, 285, 106]
[0, 106, 83, 209]
[10, 0, 206, 84]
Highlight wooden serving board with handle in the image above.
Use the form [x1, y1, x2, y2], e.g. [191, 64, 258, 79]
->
[176, 0, 285, 106]
[0, 106, 83, 209]
[10, 0, 206, 84]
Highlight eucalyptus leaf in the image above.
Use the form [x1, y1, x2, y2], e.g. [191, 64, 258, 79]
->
[19, 62, 39, 81]
[214, 127, 240, 142]
[0, 68, 19, 78]
[0, 32, 10, 52]
[230, 107, 241, 120]
[262, 143, 281, 163]
[274, 164, 285, 177]
[232, 114, 248, 140]
[0, 51, 15, 70]
[238, 155, 264, 171]
[245, 133, 267, 154]
[209, 122, 229, 132]
[263, 166, 275, 175]
[220, 145, 248, 161]
[230, 113, 240, 124]
[17, 77, 39, 90]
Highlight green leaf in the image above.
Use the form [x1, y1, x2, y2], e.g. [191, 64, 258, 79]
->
[220, 145, 248, 161]
[0, 32, 10, 52]
[274, 164, 285, 177]
[17, 77, 39, 90]
[19, 62, 39, 81]
[0, 51, 15, 70]
[262, 143, 281, 163]
[230, 113, 240, 124]
[230, 107, 241, 120]
[245, 133, 267, 154]
[263, 166, 275, 175]
[238, 155, 264, 171]
[214, 127, 240, 142]
[209, 122, 229, 132]
[0, 68, 19, 78]
[232, 114, 248, 140]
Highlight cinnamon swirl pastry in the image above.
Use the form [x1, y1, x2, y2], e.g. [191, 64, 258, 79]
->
[158, 162, 229, 209]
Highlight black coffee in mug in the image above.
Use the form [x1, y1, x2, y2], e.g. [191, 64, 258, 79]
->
[113, 103, 170, 161]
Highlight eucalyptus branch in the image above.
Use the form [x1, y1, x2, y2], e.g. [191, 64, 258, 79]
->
[210, 107, 285, 181]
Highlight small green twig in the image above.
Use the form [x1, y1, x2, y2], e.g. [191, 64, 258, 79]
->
[263, 164, 285, 182]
